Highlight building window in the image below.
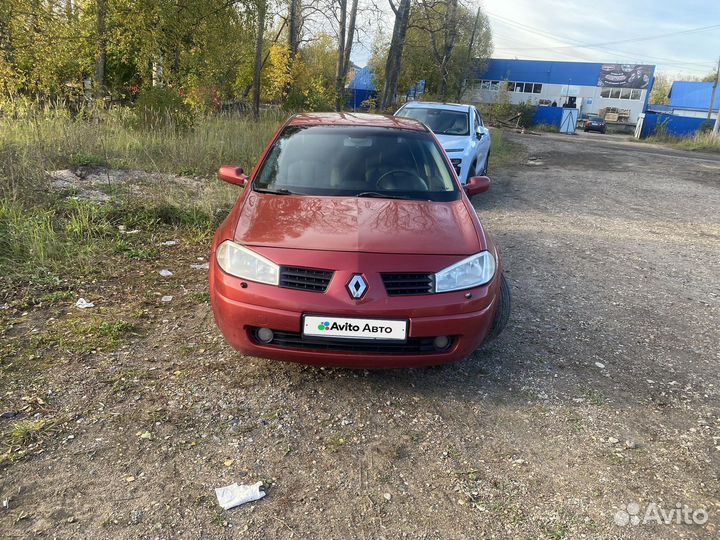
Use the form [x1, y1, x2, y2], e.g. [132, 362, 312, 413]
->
[533, 83, 542, 93]
[480, 80, 490, 90]
[490, 81, 499, 91]
[601, 87, 644, 100]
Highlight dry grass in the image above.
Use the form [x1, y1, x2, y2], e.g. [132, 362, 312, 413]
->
[642, 131, 720, 153]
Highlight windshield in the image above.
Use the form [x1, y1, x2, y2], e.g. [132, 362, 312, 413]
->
[253, 126, 459, 201]
[396, 107, 470, 136]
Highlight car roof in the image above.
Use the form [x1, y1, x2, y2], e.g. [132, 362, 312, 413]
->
[400, 101, 472, 113]
[287, 112, 428, 132]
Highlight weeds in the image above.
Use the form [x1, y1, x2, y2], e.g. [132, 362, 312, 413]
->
[641, 131, 720, 153]
[0, 418, 61, 466]
[98, 320, 134, 339]
[489, 129, 524, 169]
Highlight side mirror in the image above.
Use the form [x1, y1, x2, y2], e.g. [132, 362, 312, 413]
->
[476, 129, 484, 139]
[464, 176, 490, 196]
[218, 166, 247, 186]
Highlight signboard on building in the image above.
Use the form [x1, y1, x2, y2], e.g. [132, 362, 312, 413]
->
[598, 64, 652, 89]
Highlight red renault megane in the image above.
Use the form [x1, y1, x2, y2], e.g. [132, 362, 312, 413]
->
[210, 113, 510, 368]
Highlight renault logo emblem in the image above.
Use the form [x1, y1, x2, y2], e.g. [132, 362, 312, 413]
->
[347, 275, 367, 299]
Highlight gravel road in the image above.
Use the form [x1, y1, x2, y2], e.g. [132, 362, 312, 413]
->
[2, 131, 719, 539]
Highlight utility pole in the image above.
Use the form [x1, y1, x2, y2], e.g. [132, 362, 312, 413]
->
[713, 56, 720, 135]
[707, 56, 719, 122]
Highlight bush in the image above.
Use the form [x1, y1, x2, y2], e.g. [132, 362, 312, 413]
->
[699, 120, 714, 134]
[133, 87, 193, 130]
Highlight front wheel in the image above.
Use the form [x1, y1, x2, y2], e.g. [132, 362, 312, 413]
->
[485, 273, 511, 343]
[481, 151, 490, 176]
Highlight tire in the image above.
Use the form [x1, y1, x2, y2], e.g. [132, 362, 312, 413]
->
[485, 273, 511, 342]
[481, 151, 490, 176]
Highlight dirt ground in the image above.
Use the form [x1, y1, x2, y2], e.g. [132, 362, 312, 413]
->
[2, 131, 720, 539]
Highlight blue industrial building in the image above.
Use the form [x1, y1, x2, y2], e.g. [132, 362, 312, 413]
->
[466, 58, 656, 125]
[640, 81, 718, 138]
[346, 66, 377, 111]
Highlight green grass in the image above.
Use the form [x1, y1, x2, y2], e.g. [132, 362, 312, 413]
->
[0, 105, 284, 291]
[489, 128, 525, 169]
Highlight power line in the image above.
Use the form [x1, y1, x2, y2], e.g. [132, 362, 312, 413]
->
[487, 14, 720, 51]
[487, 13, 717, 73]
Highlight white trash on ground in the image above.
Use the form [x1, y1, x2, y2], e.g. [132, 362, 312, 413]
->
[75, 298, 95, 309]
[161, 295, 174, 302]
[160, 240, 177, 246]
[214, 481, 266, 510]
[190, 262, 210, 270]
[159, 269, 173, 277]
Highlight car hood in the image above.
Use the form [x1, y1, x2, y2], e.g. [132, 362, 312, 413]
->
[435, 134, 470, 153]
[234, 193, 481, 255]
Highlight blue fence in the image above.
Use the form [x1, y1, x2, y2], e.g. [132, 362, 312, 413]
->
[533, 106, 563, 128]
[640, 113, 710, 138]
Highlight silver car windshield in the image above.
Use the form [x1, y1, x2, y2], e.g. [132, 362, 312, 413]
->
[396, 108, 470, 136]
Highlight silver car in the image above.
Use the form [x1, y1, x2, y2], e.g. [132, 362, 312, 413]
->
[395, 101, 491, 184]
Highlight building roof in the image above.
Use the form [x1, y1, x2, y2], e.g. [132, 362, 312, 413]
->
[476, 58, 655, 88]
[288, 112, 427, 131]
[669, 81, 720, 112]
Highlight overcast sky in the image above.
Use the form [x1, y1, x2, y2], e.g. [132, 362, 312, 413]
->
[352, 0, 720, 78]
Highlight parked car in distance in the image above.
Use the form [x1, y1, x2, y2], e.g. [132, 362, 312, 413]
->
[394, 101, 491, 183]
[210, 113, 510, 368]
[584, 116, 607, 134]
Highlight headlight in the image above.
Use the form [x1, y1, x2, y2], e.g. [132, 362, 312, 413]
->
[216, 241, 279, 285]
[434, 251, 496, 292]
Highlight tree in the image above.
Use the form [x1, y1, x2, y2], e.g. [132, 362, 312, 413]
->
[649, 72, 671, 105]
[379, 0, 411, 109]
[288, 0, 302, 58]
[252, 0, 268, 118]
[333, 0, 359, 110]
[94, 0, 107, 98]
[371, 0, 491, 101]
[435, 0, 458, 100]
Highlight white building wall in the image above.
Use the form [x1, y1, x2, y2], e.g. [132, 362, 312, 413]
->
[465, 82, 649, 124]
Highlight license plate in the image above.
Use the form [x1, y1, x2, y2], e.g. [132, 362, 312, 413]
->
[303, 316, 408, 341]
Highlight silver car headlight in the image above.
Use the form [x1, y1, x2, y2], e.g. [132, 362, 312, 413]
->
[434, 251, 496, 292]
[216, 241, 279, 285]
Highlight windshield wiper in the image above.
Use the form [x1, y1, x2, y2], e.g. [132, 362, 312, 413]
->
[254, 187, 297, 195]
[356, 191, 411, 200]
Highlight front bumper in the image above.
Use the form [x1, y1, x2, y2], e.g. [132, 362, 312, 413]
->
[210, 250, 500, 368]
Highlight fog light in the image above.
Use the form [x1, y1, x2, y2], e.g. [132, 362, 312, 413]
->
[433, 336, 450, 350]
[257, 327, 274, 343]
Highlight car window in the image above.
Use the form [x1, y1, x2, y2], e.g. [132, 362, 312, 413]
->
[254, 126, 460, 202]
[396, 107, 470, 136]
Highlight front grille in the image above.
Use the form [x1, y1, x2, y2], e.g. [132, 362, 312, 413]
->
[381, 273, 434, 296]
[250, 329, 454, 355]
[279, 266, 333, 292]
